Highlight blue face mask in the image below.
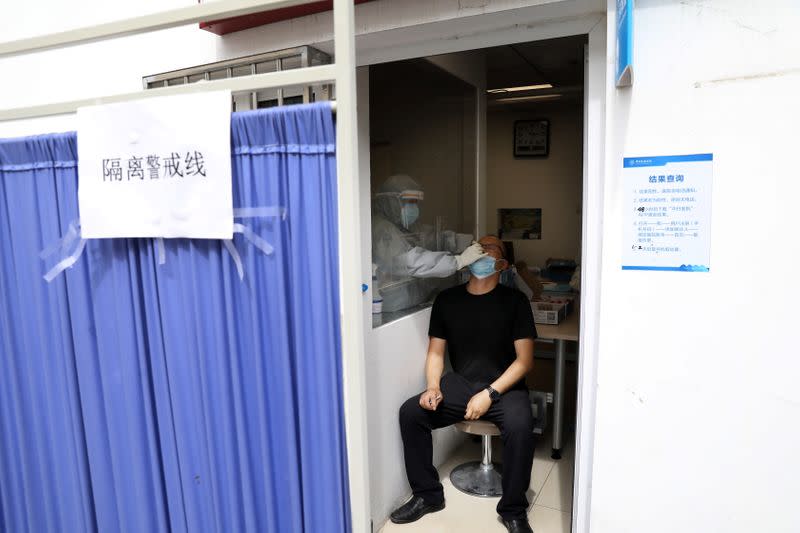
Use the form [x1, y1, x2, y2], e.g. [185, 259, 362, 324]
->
[469, 256, 498, 279]
[400, 203, 419, 228]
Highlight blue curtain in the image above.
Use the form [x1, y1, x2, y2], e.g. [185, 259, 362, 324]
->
[0, 103, 350, 533]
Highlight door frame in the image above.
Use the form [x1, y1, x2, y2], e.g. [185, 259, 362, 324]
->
[355, 6, 608, 532]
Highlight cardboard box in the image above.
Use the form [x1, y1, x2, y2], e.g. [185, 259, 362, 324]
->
[532, 301, 567, 324]
[538, 292, 576, 315]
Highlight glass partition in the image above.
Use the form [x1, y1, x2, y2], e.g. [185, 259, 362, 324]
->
[369, 59, 477, 327]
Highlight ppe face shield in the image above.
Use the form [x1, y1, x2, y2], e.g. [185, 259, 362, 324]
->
[398, 189, 424, 202]
[376, 188, 424, 229]
[398, 189, 424, 229]
[400, 201, 420, 229]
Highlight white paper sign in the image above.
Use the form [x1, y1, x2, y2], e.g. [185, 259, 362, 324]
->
[78, 91, 233, 239]
[622, 154, 713, 272]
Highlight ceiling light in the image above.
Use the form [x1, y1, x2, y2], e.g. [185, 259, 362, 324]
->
[486, 84, 553, 94]
[494, 94, 562, 103]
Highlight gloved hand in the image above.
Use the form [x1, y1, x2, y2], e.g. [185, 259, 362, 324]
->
[455, 242, 487, 270]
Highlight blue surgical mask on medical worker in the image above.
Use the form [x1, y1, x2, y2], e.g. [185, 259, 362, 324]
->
[400, 202, 419, 228]
[469, 256, 498, 279]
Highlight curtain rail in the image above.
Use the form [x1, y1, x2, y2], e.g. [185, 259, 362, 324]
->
[0, 65, 337, 122]
[0, 0, 313, 58]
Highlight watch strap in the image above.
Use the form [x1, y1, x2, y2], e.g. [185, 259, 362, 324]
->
[485, 386, 500, 402]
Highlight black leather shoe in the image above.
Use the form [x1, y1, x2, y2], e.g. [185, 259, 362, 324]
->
[503, 518, 534, 533]
[389, 495, 445, 524]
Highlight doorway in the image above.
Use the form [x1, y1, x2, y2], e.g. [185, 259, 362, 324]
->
[366, 30, 598, 533]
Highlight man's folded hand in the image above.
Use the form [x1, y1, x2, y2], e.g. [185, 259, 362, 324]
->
[419, 388, 443, 411]
[464, 390, 492, 420]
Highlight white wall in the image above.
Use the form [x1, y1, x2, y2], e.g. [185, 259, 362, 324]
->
[0, 0, 219, 137]
[487, 102, 583, 267]
[365, 310, 466, 531]
[589, 1, 800, 532]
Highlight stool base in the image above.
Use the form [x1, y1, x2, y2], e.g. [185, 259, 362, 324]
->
[449, 461, 503, 497]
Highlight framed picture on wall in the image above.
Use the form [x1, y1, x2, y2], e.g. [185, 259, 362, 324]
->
[513, 119, 549, 157]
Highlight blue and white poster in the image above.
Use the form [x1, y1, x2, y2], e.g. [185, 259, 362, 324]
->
[616, 0, 633, 87]
[622, 154, 713, 272]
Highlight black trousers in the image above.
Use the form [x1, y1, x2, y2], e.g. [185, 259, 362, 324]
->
[398, 372, 535, 520]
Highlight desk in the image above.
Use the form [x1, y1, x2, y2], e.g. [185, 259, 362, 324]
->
[534, 303, 579, 460]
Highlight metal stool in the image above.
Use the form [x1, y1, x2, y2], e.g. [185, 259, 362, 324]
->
[449, 396, 543, 498]
[449, 420, 503, 497]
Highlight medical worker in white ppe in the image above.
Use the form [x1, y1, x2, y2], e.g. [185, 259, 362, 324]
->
[372, 174, 486, 313]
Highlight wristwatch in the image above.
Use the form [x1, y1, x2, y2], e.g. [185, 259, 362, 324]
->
[485, 386, 501, 403]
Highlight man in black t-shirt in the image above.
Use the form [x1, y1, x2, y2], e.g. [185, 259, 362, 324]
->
[390, 235, 538, 533]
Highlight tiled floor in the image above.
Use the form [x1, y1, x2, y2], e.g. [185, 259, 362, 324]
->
[379, 429, 574, 533]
